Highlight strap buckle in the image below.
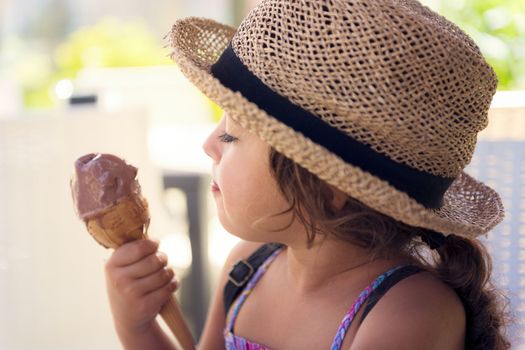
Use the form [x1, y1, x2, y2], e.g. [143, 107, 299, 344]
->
[228, 259, 254, 287]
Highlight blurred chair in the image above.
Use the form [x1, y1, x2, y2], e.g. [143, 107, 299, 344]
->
[0, 108, 187, 349]
[469, 105, 525, 347]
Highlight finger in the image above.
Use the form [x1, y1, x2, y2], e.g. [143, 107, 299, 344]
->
[121, 251, 168, 279]
[143, 278, 179, 311]
[109, 239, 159, 267]
[134, 267, 176, 295]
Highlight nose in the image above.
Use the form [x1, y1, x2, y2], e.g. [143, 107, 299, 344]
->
[202, 113, 227, 161]
[202, 122, 222, 162]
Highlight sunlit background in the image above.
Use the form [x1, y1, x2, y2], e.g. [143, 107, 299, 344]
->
[0, 0, 524, 349]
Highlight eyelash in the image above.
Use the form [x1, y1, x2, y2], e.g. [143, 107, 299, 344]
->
[218, 132, 237, 143]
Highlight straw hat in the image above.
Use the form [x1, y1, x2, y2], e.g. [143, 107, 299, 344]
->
[167, 0, 504, 238]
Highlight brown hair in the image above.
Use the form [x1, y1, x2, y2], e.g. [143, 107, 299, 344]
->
[268, 148, 512, 350]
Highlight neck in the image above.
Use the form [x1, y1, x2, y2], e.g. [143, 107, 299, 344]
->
[281, 235, 378, 294]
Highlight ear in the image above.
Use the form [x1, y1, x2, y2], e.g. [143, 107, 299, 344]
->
[330, 186, 348, 212]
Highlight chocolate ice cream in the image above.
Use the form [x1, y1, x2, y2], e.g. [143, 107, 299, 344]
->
[71, 153, 140, 220]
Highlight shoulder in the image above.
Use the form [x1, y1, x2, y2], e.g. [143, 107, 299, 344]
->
[224, 240, 268, 267]
[350, 268, 465, 350]
[197, 240, 267, 350]
[219, 240, 269, 298]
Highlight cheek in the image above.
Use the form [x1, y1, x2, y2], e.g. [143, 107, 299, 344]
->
[216, 156, 291, 237]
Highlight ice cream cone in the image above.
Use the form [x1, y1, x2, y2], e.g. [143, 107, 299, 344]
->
[85, 195, 196, 350]
[85, 195, 149, 249]
[71, 153, 196, 350]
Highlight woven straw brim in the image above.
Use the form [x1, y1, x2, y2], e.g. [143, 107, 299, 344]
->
[168, 17, 504, 238]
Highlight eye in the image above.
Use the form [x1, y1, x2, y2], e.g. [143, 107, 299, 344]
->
[218, 132, 238, 143]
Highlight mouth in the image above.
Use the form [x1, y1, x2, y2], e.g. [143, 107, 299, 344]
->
[211, 180, 220, 192]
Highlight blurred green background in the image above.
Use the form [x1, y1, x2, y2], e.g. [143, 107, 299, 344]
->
[437, 0, 525, 90]
[4, 19, 173, 109]
[0, 0, 523, 112]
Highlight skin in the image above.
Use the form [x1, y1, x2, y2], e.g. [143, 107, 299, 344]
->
[104, 239, 178, 350]
[104, 113, 466, 349]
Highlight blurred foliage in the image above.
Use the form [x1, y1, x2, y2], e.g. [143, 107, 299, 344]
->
[12, 18, 173, 109]
[6, 1, 525, 111]
[209, 101, 224, 123]
[54, 18, 172, 74]
[434, 0, 525, 90]
[10, 16, 223, 120]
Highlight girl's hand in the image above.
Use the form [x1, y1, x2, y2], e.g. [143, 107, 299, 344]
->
[104, 239, 178, 334]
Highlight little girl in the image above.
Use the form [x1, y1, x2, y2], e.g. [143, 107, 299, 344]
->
[104, 0, 511, 349]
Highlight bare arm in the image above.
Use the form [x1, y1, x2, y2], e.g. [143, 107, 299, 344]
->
[114, 319, 177, 350]
[350, 272, 466, 350]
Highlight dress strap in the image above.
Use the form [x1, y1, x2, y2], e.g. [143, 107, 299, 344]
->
[330, 264, 423, 350]
[359, 265, 423, 324]
[224, 243, 284, 314]
[226, 247, 283, 333]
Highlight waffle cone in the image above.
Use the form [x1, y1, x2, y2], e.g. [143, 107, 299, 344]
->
[85, 195, 149, 249]
[161, 296, 196, 350]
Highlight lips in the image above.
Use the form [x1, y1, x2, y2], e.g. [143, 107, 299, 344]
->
[211, 180, 220, 192]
